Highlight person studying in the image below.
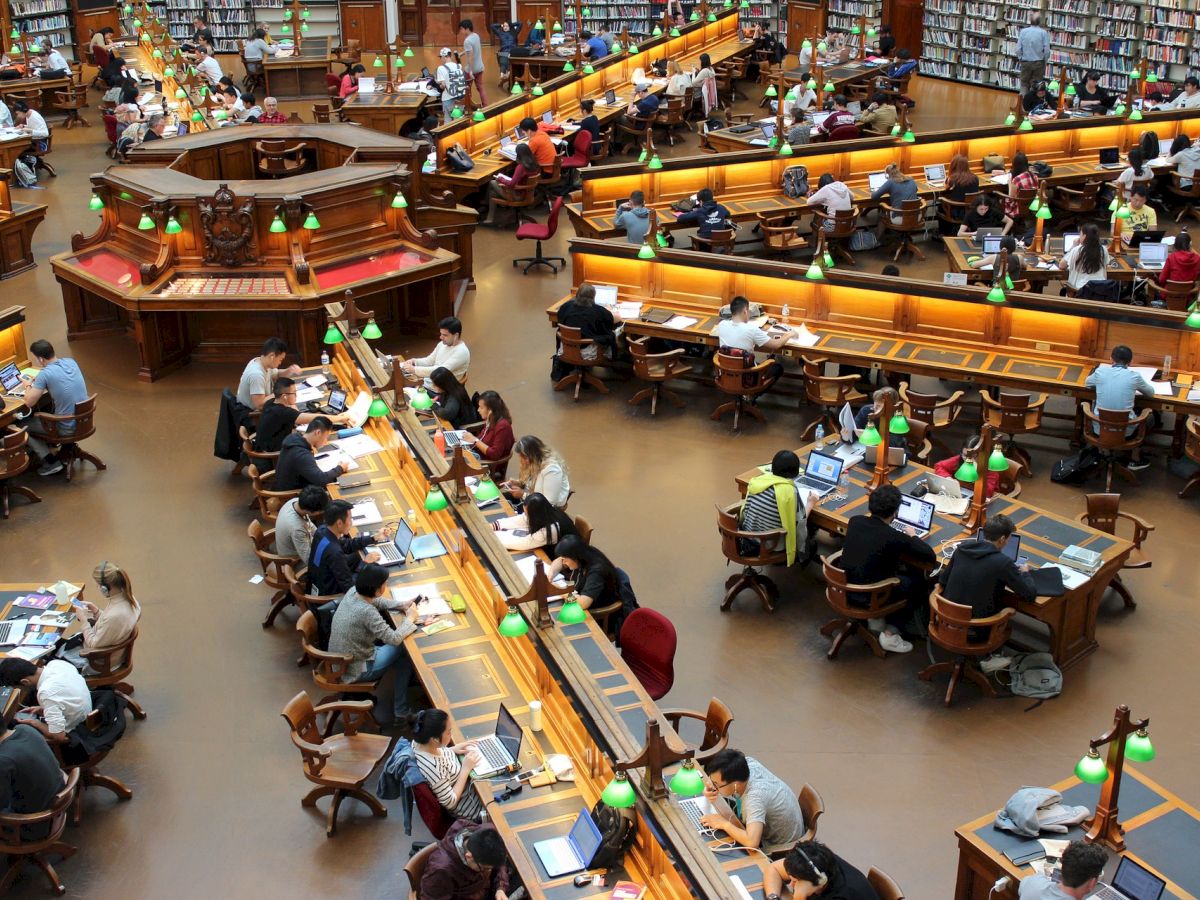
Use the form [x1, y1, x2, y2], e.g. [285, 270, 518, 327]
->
[698, 748, 805, 854]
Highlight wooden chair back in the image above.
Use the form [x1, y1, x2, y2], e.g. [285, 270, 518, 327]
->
[296, 610, 363, 691]
[1149, 279, 1198, 312]
[1054, 180, 1101, 212]
[935, 192, 981, 228]
[813, 206, 861, 239]
[697, 697, 734, 753]
[899, 382, 964, 428]
[0, 427, 30, 479]
[247, 464, 299, 521]
[716, 501, 786, 566]
[240, 424, 280, 469]
[757, 213, 808, 252]
[902, 418, 933, 463]
[927, 586, 1013, 656]
[691, 228, 736, 254]
[822, 551, 902, 620]
[588, 129, 610, 161]
[556, 324, 599, 368]
[629, 337, 688, 381]
[867, 867, 906, 900]
[1081, 403, 1150, 453]
[405, 841, 439, 897]
[1184, 416, 1200, 466]
[713, 352, 774, 398]
[312, 103, 333, 123]
[1077, 492, 1154, 557]
[0, 768, 78, 855]
[496, 168, 543, 211]
[81, 626, 138, 686]
[573, 515, 593, 545]
[802, 359, 859, 406]
[882, 197, 927, 231]
[798, 783, 824, 841]
[281, 691, 330, 777]
[619, 608, 676, 700]
[980, 390, 1045, 434]
[1168, 170, 1200, 200]
[995, 458, 1027, 498]
[256, 139, 309, 176]
[248, 519, 298, 587]
[33, 394, 98, 442]
[825, 122, 861, 141]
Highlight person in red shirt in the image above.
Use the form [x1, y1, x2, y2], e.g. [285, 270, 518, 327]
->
[518, 116, 556, 174]
[933, 439, 1001, 498]
[1159, 229, 1200, 285]
[339, 64, 364, 99]
[466, 390, 515, 464]
[258, 96, 288, 125]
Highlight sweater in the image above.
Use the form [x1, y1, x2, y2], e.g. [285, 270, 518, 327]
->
[614, 205, 651, 244]
[307, 527, 374, 596]
[420, 819, 508, 900]
[409, 340, 471, 387]
[476, 418, 514, 461]
[938, 539, 1036, 617]
[80, 595, 140, 651]
[328, 589, 416, 681]
[274, 432, 339, 492]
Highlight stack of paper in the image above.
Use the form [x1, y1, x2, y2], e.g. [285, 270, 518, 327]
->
[789, 323, 820, 347]
[337, 432, 384, 458]
[315, 449, 357, 473]
[616, 301, 643, 319]
[344, 392, 371, 428]
[350, 498, 383, 527]
[1150, 381, 1175, 396]
[663, 315, 699, 330]
[1039, 564, 1088, 590]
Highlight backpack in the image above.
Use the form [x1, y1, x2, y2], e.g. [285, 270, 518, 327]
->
[1030, 160, 1054, 179]
[1050, 447, 1101, 485]
[13, 156, 36, 188]
[782, 165, 809, 198]
[982, 152, 1005, 173]
[443, 63, 466, 100]
[1004, 652, 1062, 708]
[588, 800, 637, 869]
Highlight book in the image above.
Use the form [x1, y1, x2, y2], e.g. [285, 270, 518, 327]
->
[610, 881, 646, 899]
[20, 631, 59, 648]
[14, 593, 55, 610]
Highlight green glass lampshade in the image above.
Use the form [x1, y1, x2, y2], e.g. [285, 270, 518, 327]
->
[890, 123, 901, 136]
[1047, 79, 1060, 93]
[558, 596, 587, 624]
[689, 10, 699, 20]
[766, 136, 778, 149]
[1065, 83, 1076, 97]
[1004, 274, 1014, 290]
[851, 25, 861, 34]
[656, 230, 669, 247]
[563, 60, 574, 72]
[804, 261, 825, 280]
[669, 759, 705, 797]
[1018, 118, 1033, 131]
[269, 215, 287, 233]
[902, 129, 915, 143]
[647, 154, 663, 169]
[214, 109, 228, 120]
[785, 86, 798, 101]
[601, 772, 637, 808]
[857, 423, 881, 446]
[638, 149, 648, 163]
[1004, 112, 1016, 126]
[889, 412, 910, 435]
[764, 84, 778, 97]
[411, 387, 434, 409]
[1108, 196, 1120, 212]
[284, 8, 293, 18]
[806, 77, 817, 90]
[670, 26, 680, 36]
[164, 216, 182, 234]
[868, 26, 877, 36]
[637, 242, 656, 259]
[779, 141, 793, 156]
[535, 18, 544, 28]
[424, 485, 449, 511]
[1145, 72, 1159, 84]
[565, 5, 574, 16]
[801, 38, 812, 50]
[1187, 304, 1200, 328]
[322, 323, 344, 344]
[510, 83, 523, 94]
[301, 23, 309, 32]
[612, 40, 622, 51]
[302, 8, 311, 18]
[280, 23, 290, 33]
[1129, 108, 1143, 121]
[823, 250, 834, 268]
[403, 45, 414, 57]
[497, 609, 529, 637]
[1029, 197, 1041, 212]
[1115, 205, 1131, 219]
[136, 213, 155, 230]
[628, 43, 639, 53]
[163, 66, 175, 78]
[88, 193, 104, 211]
[473, 475, 501, 501]
[123, 3, 132, 13]
[987, 445, 1008, 472]
[706, 11, 716, 21]
[1128, 67, 1140, 79]
[582, 63, 594, 74]
[302, 212, 321, 230]
[152, 48, 163, 58]
[362, 318, 383, 340]
[471, 108, 485, 121]
[582, 6, 591, 15]
[372, 54, 383, 67]
[652, 24, 662, 36]
[392, 190, 408, 209]
[531, 83, 543, 95]
[817, 41, 827, 52]
[987, 284, 1007, 303]
[552, 20, 562, 31]
[132, 18, 142, 28]
[823, 80, 835, 93]
[1113, 103, 1126, 117]
[954, 458, 978, 482]
[1125, 729, 1155, 762]
[367, 396, 389, 417]
[1036, 205, 1052, 220]
[191, 111, 203, 123]
[1075, 749, 1109, 784]
[8, 46, 17, 56]
[198, 81, 206, 91]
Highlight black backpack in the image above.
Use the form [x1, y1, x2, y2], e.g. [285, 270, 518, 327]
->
[589, 800, 637, 869]
[782, 165, 810, 198]
[1051, 447, 1101, 485]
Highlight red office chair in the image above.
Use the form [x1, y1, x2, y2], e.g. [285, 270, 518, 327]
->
[413, 781, 452, 840]
[560, 129, 592, 189]
[620, 609, 676, 700]
[102, 112, 119, 158]
[824, 123, 861, 142]
[513, 196, 567, 275]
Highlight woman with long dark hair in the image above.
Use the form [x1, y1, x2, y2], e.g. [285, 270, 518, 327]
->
[405, 708, 485, 820]
[491, 491, 578, 551]
[1056, 222, 1110, 292]
[428, 366, 473, 429]
[546, 535, 620, 611]
[1004, 151, 1038, 219]
[466, 390, 514, 462]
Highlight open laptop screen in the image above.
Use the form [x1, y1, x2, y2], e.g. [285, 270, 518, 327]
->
[496, 704, 523, 756]
[1062, 231, 1081, 254]
[1098, 147, 1120, 166]
[542, 110, 554, 124]
[393, 517, 415, 556]
[982, 235, 1003, 254]
[593, 284, 618, 306]
[897, 495, 935, 531]
[567, 809, 603, 866]
[867, 171, 888, 192]
[804, 451, 843, 483]
[0, 362, 20, 391]
[1139, 242, 1167, 266]
[977, 530, 1021, 560]
[924, 163, 946, 182]
[1109, 856, 1166, 900]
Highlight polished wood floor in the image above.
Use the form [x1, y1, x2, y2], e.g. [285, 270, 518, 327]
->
[4, 62, 1195, 898]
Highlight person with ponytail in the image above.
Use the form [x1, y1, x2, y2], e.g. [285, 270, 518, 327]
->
[407, 708, 486, 821]
[73, 561, 141, 654]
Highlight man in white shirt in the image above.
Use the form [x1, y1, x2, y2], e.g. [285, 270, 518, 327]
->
[194, 46, 224, 86]
[236, 336, 302, 410]
[715, 295, 790, 391]
[36, 47, 69, 72]
[1018, 840, 1106, 899]
[401, 316, 471, 388]
[1160, 75, 1200, 110]
[13, 101, 48, 141]
[0, 658, 93, 743]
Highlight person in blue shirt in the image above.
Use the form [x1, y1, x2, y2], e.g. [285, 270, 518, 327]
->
[17, 340, 89, 476]
[885, 48, 917, 79]
[583, 30, 607, 59]
[489, 19, 521, 76]
[676, 188, 731, 238]
[1084, 344, 1155, 469]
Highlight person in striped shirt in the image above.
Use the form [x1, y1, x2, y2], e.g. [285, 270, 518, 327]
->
[408, 708, 485, 822]
[739, 450, 815, 566]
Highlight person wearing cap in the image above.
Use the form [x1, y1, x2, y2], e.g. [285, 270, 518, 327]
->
[627, 82, 660, 120]
[517, 116, 556, 173]
[436, 48, 467, 119]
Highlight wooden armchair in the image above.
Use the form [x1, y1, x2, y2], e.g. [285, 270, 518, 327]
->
[256, 139, 310, 177]
[493, 168, 546, 228]
[614, 113, 653, 156]
[1080, 403, 1152, 491]
[1145, 278, 1198, 311]
[979, 390, 1046, 474]
[798, 783, 824, 842]
[284, 566, 341, 666]
[690, 228, 736, 254]
[54, 704, 133, 824]
[248, 519, 301, 629]
[588, 127, 611, 162]
[717, 501, 786, 612]
[312, 102, 333, 123]
[919, 586, 1014, 706]
[820, 551, 903, 660]
[936, 191, 982, 235]
[553, 324, 610, 401]
[1052, 180, 1102, 230]
[880, 198, 928, 261]
[32, 394, 105, 482]
[902, 418, 934, 465]
[280, 691, 391, 837]
[1166, 170, 1200, 223]
[899, 381, 965, 456]
[240, 423, 280, 476]
[81, 627, 146, 720]
[628, 336, 693, 416]
[247, 463, 299, 522]
[811, 207, 861, 265]
[801, 357, 865, 440]
[405, 842, 439, 895]
[867, 867, 906, 900]
[0, 427, 39, 518]
[653, 97, 687, 146]
[296, 610, 382, 733]
[0, 769, 79, 896]
[756, 212, 811, 258]
[711, 351, 776, 431]
[994, 458, 1028, 499]
[661, 697, 734, 766]
[1180, 417, 1200, 498]
[1076, 493, 1153, 609]
[53, 84, 89, 129]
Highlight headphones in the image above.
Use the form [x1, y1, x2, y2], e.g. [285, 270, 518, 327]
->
[98, 560, 111, 594]
[793, 845, 828, 888]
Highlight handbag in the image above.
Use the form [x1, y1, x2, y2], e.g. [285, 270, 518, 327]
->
[445, 143, 474, 172]
[848, 229, 880, 251]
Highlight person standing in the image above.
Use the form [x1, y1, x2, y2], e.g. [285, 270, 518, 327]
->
[1016, 15, 1050, 96]
[459, 20, 486, 107]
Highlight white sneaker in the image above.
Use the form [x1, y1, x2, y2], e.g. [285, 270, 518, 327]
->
[981, 653, 1011, 673]
[879, 631, 913, 654]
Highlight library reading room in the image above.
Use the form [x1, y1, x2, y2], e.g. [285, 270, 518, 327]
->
[0, 0, 1198, 896]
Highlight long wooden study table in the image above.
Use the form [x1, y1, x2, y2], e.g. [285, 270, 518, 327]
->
[730, 442, 1132, 668]
[317, 328, 770, 898]
[567, 107, 1200, 239]
[943, 237, 1148, 291]
[550, 241, 1200, 453]
[0, 304, 29, 429]
[426, 9, 749, 200]
[954, 766, 1200, 899]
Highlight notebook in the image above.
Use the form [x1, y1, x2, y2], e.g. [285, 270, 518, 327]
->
[498, 135, 518, 160]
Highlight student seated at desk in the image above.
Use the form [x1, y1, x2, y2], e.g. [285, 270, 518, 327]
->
[741, 449, 816, 565]
[1112, 185, 1156, 237]
[492, 491, 578, 551]
[117, 76, 139, 107]
[677, 188, 732, 237]
[1084, 344, 1154, 468]
[717, 295, 790, 390]
[307, 500, 390, 595]
[1018, 839, 1107, 899]
[698, 748, 805, 854]
[808, 173, 853, 230]
[480, 143, 537, 227]
[276, 485, 328, 563]
[17, 339, 88, 476]
[557, 282, 621, 359]
[871, 163, 917, 227]
[237, 337, 303, 411]
[12, 101, 48, 149]
[1055, 223, 1111, 294]
[856, 92, 897, 135]
[942, 154, 980, 206]
[622, 83, 660, 130]
[969, 235, 1024, 279]
[341, 63, 366, 100]
[189, 14, 215, 48]
[886, 48, 917, 79]
[1112, 147, 1153, 198]
[502, 435, 570, 506]
[463, 390, 514, 463]
[939, 515, 1036, 617]
[763, 840, 880, 900]
[1155, 75, 1200, 111]
[69, 562, 142, 666]
[934, 438, 1000, 498]
[239, 94, 264, 124]
[193, 45, 224, 87]
[329, 563, 418, 725]
[839, 485, 935, 653]
[427, 366, 475, 429]
[0, 659, 91, 763]
[547, 535, 622, 611]
[34, 47, 69, 74]
[615, 191, 652, 244]
[244, 27, 276, 63]
[258, 96, 288, 125]
[573, 98, 600, 142]
[406, 708, 485, 821]
[1165, 135, 1200, 187]
[1073, 71, 1112, 112]
[256, 377, 348, 455]
[582, 29, 607, 59]
[275, 416, 346, 491]
[139, 113, 166, 143]
[855, 387, 908, 448]
[1003, 152, 1039, 219]
[401, 316, 471, 388]
[1022, 80, 1057, 115]
[816, 94, 856, 137]
[1159, 229, 1200, 284]
[517, 116, 557, 174]
[421, 819, 512, 899]
[666, 59, 691, 97]
[0, 719, 66, 825]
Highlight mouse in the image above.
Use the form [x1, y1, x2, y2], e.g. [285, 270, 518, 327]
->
[573, 874, 592, 887]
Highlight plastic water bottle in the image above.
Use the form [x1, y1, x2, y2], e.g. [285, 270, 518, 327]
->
[320, 349, 330, 377]
[781, 302, 790, 326]
[815, 424, 825, 449]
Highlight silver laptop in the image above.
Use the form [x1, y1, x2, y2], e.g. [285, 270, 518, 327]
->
[1087, 856, 1166, 900]
[374, 517, 447, 565]
[498, 135, 518, 160]
[926, 472, 964, 497]
[924, 163, 946, 184]
[1158, 137, 1174, 159]
[541, 109, 554, 125]
[974, 227, 1003, 246]
[796, 450, 844, 497]
[982, 234, 1004, 254]
[867, 171, 888, 192]
[679, 795, 721, 832]
[470, 703, 523, 776]
[811, 109, 832, 129]
[1063, 231, 1081, 254]
[0, 619, 28, 646]
[533, 808, 604, 877]
[892, 494, 935, 537]
[1138, 242, 1167, 269]
[593, 284, 619, 307]
[0, 362, 25, 397]
[846, 100, 862, 115]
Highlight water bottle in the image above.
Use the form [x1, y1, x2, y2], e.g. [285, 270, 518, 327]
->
[781, 302, 790, 326]
[815, 424, 825, 449]
[320, 349, 330, 377]
[1163, 354, 1172, 382]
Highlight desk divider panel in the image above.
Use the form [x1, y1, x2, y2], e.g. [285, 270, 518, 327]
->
[1005, 307, 1089, 357]
[905, 295, 994, 346]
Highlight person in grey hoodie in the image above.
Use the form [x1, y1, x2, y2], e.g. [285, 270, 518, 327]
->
[614, 190, 651, 244]
[939, 514, 1037, 619]
[807, 173, 853, 231]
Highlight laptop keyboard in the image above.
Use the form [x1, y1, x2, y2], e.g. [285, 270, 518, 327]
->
[797, 476, 835, 492]
[680, 798, 715, 832]
[375, 542, 404, 564]
[1089, 886, 1126, 900]
[476, 736, 510, 769]
[0, 620, 26, 645]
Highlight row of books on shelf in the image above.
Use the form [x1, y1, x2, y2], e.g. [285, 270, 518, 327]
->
[925, 1, 962, 13]
[827, 0, 879, 15]
[924, 14, 959, 29]
[10, 0, 68, 16]
[20, 14, 69, 30]
[922, 28, 956, 47]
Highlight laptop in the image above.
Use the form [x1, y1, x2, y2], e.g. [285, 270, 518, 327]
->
[982, 234, 1004, 255]
[593, 284, 619, 307]
[923, 163, 947, 185]
[846, 100, 862, 115]
[811, 110, 832, 129]
[750, 122, 776, 145]
[321, 388, 347, 416]
[470, 703, 524, 776]
[1138, 242, 1168, 269]
[892, 494, 935, 537]
[374, 517, 447, 565]
[1128, 229, 1166, 248]
[541, 109, 554, 125]
[441, 429, 474, 449]
[1098, 147, 1123, 169]
[601, 88, 617, 105]
[977, 529, 1021, 561]
[795, 450, 844, 497]
[533, 808, 604, 878]
[0, 362, 26, 396]
[1087, 856, 1166, 900]
[678, 795, 721, 832]
[1158, 137, 1174, 159]
[1062, 231, 1082, 254]
[867, 171, 888, 192]
[974, 227, 1003, 246]
[0, 618, 28, 646]
[926, 472, 964, 497]
[498, 135, 518, 160]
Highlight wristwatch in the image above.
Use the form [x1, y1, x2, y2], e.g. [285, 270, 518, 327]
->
[766, 894, 781, 900]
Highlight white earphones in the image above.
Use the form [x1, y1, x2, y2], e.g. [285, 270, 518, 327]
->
[794, 846, 828, 888]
